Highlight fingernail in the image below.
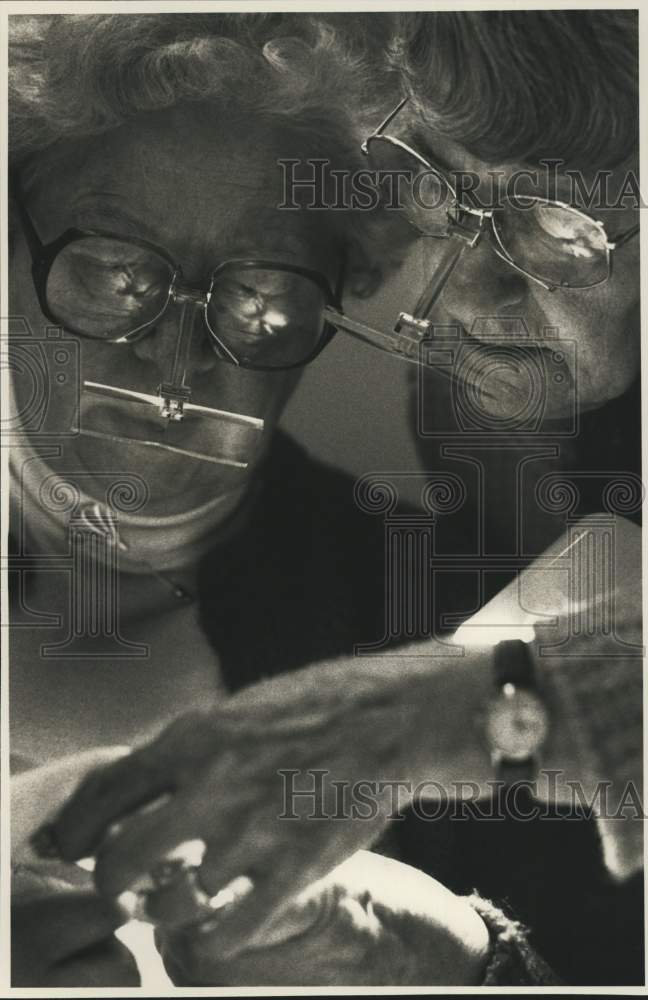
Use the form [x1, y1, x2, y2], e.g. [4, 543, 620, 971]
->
[30, 823, 61, 859]
[209, 875, 254, 911]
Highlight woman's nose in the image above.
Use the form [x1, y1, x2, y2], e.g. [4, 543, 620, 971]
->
[424, 234, 529, 323]
[130, 300, 220, 380]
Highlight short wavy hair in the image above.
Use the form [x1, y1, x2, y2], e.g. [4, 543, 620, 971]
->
[9, 13, 383, 175]
[9, 13, 414, 272]
[395, 10, 638, 169]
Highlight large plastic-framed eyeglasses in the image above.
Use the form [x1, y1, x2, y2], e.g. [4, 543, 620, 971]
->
[13, 190, 439, 367]
[13, 193, 349, 372]
[362, 97, 639, 292]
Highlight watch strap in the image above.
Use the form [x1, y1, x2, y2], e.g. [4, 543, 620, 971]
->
[496, 757, 536, 785]
[492, 641, 542, 785]
[493, 638, 535, 688]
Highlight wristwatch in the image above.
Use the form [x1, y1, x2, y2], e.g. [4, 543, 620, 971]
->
[484, 639, 550, 784]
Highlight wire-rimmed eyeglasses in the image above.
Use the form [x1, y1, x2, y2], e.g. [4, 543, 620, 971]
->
[362, 97, 639, 292]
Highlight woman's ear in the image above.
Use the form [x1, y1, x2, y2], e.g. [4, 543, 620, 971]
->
[344, 216, 416, 300]
[345, 241, 383, 299]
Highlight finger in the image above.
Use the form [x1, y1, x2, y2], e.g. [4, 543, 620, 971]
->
[196, 806, 385, 937]
[37, 712, 221, 862]
[200, 818, 386, 958]
[93, 799, 201, 897]
[152, 870, 309, 979]
[12, 890, 128, 962]
[190, 815, 276, 900]
[200, 861, 325, 960]
[143, 867, 218, 928]
[47, 939, 140, 988]
[143, 872, 248, 937]
[12, 747, 130, 861]
[34, 749, 173, 862]
[92, 778, 254, 897]
[191, 777, 329, 895]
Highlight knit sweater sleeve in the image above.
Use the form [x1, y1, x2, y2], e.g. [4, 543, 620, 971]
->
[467, 894, 561, 985]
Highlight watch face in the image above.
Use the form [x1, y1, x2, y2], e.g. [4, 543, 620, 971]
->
[486, 685, 549, 762]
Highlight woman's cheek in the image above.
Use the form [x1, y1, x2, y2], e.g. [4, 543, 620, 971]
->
[542, 292, 639, 411]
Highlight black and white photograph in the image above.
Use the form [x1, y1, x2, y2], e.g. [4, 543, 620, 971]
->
[2, 2, 644, 991]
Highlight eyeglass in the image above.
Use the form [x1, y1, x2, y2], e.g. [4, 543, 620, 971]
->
[13, 194, 348, 372]
[13, 188, 444, 369]
[362, 97, 640, 292]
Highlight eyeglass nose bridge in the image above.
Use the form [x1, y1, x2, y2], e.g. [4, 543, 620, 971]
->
[157, 276, 218, 421]
[162, 275, 240, 403]
[446, 206, 493, 248]
[169, 276, 213, 307]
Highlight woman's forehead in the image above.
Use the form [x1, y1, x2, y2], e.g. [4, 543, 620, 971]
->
[28, 108, 343, 265]
[49, 107, 299, 191]
[411, 126, 639, 215]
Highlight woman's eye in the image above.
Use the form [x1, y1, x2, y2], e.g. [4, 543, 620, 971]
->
[562, 240, 596, 260]
[69, 253, 163, 297]
[533, 206, 602, 248]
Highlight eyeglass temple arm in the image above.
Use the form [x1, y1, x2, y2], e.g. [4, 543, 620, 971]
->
[323, 307, 424, 363]
[324, 241, 466, 364]
[609, 223, 640, 249]
[10, 176, 44, 258]
[326, 243, 424, 359]
[361, 96, 409, 154]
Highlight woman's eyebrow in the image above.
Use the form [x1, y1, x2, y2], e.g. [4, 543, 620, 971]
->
[71, 194, 161, 241]
[409, 130, 457, 175]
[73, 196, 305, 255]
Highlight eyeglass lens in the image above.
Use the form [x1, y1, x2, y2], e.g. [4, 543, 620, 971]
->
[47, 237, 174, 339]
[492, 199, 609, 287]
[45, 240, 330, 367]
[207, 267, 327, 367]
[366, 136, 611, 287]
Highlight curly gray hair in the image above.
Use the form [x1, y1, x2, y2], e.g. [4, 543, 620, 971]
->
[9, 13, 410, 269]
[9, 13, 385, 164]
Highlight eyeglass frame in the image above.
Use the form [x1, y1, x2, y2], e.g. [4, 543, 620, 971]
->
[12, 188, 346, 372]
[362, 97, 640, 292]
[12, 170, 514, 372]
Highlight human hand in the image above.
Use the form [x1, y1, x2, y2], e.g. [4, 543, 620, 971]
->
[155, 850, 489, 985]
[34, 650, 493, 951]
